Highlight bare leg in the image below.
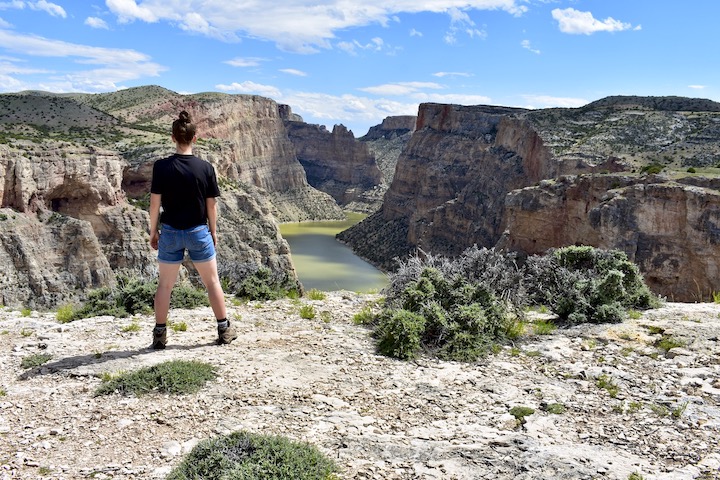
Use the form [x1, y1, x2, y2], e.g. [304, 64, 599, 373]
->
[155, 262, 181, 324]
[193, 257, 227, 320]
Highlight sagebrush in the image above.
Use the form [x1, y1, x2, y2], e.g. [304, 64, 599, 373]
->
[371, 245, 659, 362]
[167, 430, 338, 480]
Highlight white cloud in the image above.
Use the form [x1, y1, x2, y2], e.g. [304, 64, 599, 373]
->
[30, 0, 65, 18]
[0, 15, 10, 27]
[552, 8, 637, 35]
[0, 0, 65, 17]
[215, 80, 282, 98]
[433, 71, 472, 78]
[103, 1, 526, 52]
[280, 68, 307, 77]
[416, 92, 492, 104]
[443, 7, 487, 45]
[688, 85, 705, 90]
[359, 81, 443, 96]
[85, 17, 109, 29]
[0, 1, 25, 10]
[410, 28, 422, 37]
[522, 94, 588, 108]
[282, 90, 419, 133]
[180, 12, 239, 42]
[0, 29, 165, 91]
[106, 0, 158, 23]
[521, 39, 540, 54]
[225, 57, 266, 67]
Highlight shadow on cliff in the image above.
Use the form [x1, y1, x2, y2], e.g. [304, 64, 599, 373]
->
[17, 341, 217, 380]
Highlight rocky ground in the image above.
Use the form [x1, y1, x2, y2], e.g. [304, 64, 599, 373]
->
[0, 292, 719, 480]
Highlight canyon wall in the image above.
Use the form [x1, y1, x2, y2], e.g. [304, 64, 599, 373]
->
[0, 87, 343, 307]
[341, 98, 720, 301]
[283, 114, 384, 213]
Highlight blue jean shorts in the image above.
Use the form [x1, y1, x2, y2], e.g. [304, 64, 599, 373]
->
[157, 224, 215, 264]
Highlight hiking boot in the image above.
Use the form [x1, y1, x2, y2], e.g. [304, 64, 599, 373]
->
[151, 326, 167, 350]
[217, 321, 238, 345]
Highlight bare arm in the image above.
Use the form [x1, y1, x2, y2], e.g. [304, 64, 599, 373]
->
[149, 193, 162, 250]
[206, 196, 218, 245]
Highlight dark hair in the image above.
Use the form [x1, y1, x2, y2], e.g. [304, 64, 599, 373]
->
[172, 110, 196, 144]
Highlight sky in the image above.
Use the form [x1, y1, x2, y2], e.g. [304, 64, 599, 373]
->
[0, 1, 718, 137]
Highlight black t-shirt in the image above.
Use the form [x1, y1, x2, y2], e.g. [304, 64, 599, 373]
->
[150, 154, 221, 229]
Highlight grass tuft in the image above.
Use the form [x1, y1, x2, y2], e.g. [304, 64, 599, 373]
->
[94, 360, 217, 397]
[306, 289, 326, 300]
[21, 353, 53, 369]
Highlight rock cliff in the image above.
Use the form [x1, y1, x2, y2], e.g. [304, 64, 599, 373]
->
[341, 98, 720, 301]
[0, 87, 342, 307]
[360, 115, 416, 185]
[282, 110, 384, 213]
[498, 174, 720, 301]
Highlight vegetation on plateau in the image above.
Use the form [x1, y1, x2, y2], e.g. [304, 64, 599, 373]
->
[167, 431, 338, 480]
[368, 245, 660, 362]
[59, 275, 208, 322]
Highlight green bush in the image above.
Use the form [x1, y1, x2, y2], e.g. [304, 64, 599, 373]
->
[372, 245, 659, 362]
[71, 276, 209, 321]
[234, 267, 299, 301]
[378, 266, 511, 361]
[524, 245, 659, 325]
[21, 353, 53, 369]
[94, 360, 216, 396]
[167, 430, 338, 480]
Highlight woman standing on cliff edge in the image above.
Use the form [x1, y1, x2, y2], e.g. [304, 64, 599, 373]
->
[148, 110, 237, 349]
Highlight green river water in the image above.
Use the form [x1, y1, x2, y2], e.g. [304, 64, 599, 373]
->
[279, 213, 388, 293]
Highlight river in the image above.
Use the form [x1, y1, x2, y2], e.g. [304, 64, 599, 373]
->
[279, 213, 388, 293]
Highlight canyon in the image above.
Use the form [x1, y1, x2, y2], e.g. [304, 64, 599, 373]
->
[1, 88, 720, 306]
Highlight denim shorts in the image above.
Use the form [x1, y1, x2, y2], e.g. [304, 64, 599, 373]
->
[157, 224, 215, 264]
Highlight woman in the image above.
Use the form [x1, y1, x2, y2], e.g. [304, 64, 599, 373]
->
[148, 110, 236, 349]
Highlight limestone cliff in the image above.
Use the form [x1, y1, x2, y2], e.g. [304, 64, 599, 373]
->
[360, 116, 416, 185]
[498, 174, 720, 302]
[340, 97, 720, 302]
[283, 114, 383, 213]
[339, 103, 559, 269]
[0, 87, 342, 307]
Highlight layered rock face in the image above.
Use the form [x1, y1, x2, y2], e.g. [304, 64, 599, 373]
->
[341, 97, 720, 301]
[340, 104, 558, 269]
[283, 117, 383, 212]
[498, 175, 720, 301]
[360, 115, 416, 185]
[0, 87, 342, 307]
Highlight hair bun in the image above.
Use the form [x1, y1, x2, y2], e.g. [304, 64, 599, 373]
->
[178, 110, 191, 123]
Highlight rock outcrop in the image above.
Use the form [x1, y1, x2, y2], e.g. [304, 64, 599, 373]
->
[0, 87, 345, 307]
[340, 104, 559, 269]
[498, 174, 720, 301]
[341, 98, 720, 301]
[283, 112, 384, 213]
[360, 115, 416, 185]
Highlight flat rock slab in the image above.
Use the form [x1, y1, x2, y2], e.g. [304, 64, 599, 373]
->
[1, 293, 719, 479]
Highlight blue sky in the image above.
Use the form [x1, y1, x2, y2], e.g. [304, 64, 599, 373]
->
[0, 1, 718, 136]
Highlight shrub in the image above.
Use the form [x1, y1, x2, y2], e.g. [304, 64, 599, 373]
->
[375, 309, 426, 360]
[94, 360, 216, 396]
[72, 276, 208, 320]
[379, 265, 512, 361]
[21, 353, 52, 369]
[234, 267, 299, 301]
[56, 304, 75, 323]
[352, 306, 375, 325]
[524, 245, 659, 325]
[372, 245, 658, 362]
[167, 431, 338, 480]
[299, 304, 315, 319]
[640, 163, 663, 175]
